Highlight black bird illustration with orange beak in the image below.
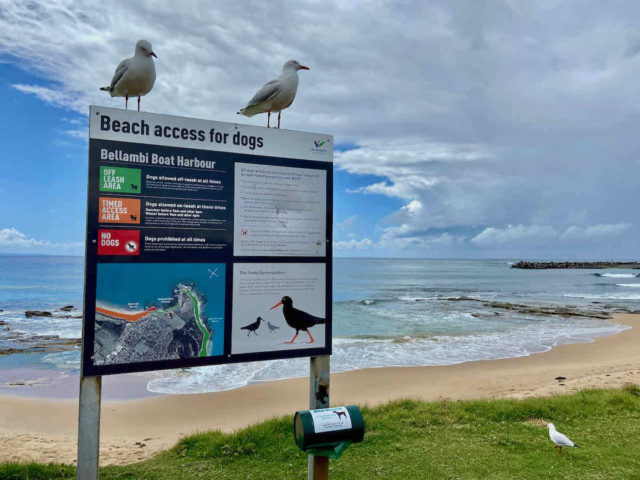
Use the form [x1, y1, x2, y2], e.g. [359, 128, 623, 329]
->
[270, 296, 326, 344]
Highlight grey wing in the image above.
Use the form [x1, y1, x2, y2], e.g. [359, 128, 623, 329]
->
[245, 79, 281, 107]
[109, 58, 130, 90]
[553, 431, 574, 446]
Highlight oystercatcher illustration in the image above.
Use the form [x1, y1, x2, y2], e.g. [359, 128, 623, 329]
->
[270, 296, 326, 344]
[240, 316, 264, 336]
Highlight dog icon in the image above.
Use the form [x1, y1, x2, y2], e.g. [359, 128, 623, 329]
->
[333, 410, 347, 420]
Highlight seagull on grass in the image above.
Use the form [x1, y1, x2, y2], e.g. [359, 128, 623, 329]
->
[101, 40, 157, 111]
[547, 423, 580, 453]
[237, 60, 309, 129]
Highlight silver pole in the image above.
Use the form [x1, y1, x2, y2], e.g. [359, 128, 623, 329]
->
[77, 375, 102, 480]
[308, 355, 330, 480]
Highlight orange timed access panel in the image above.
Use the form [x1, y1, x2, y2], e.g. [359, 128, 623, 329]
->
[99, 197, 141, 224]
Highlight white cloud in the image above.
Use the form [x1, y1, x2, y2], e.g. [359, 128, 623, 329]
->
[379, 225, 465, 249]
[336, 215, 359, 230]
[471, 223, 632, 247]
[0, 228, 83, 254]
[333, 238, 373, 251]
[61, 129, 86, 140]
[471, 225, 558, 247]
[0, 228, 50, 248]
[560, 223, 632, 241]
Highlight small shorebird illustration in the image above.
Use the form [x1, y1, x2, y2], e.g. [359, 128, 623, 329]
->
[241, 317, 264, 336]
[267, 321, 280, 333]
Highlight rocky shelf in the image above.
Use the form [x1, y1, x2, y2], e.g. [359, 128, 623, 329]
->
[441, 296, 640, 319]
[511, 261, 640, 270]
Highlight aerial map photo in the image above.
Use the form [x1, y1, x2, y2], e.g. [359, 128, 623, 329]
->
[93, 263, 225, 365]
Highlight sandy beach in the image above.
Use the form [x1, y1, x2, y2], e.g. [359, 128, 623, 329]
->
[1, 313, 638, 466]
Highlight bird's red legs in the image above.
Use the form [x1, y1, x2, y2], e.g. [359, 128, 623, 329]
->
[137, 96, 141, 112]
[554, 446, 563, 454]
[284, 332, 298, 344]
[306, 330, 315, 343]
[267, 111, 271, 128]
[277, 111, 281, 129]
[125, 94, 129, 110]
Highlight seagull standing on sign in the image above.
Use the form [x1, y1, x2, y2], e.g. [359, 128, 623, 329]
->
[101, 40, 157, 111]
[547, 423, 580, 453]
[237, 60, 310, 128]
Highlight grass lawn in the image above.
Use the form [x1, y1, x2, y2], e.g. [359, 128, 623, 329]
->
[2, 385, 640, 479]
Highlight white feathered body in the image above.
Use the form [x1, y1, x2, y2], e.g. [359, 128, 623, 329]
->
[101, 40, 156, 99]
[548, 423, 579, 448]
[108, 56, 156, 98]
[239, 66, 300, 117]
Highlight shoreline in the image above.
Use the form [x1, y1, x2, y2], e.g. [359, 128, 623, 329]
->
[1, 313, 639, 466]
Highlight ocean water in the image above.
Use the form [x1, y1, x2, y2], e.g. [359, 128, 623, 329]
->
[1, 256, 639, 394]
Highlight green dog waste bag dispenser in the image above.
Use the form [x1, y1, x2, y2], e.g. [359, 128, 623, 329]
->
[294, 406, 365, 458]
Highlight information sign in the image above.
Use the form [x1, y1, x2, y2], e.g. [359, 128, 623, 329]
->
[83, 106, 332, 375]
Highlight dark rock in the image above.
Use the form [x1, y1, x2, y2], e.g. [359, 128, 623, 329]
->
[438, 296, 629, 320]
[25, 310, 53, 318]
[555, 376, 567, 381]
[442, 296, 475, 302]
[59, 305, 75, 312]
[511, 261, 640, 270]
[0, 335, 81, 356]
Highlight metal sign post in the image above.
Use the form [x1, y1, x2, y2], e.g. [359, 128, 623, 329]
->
[77, 375, 102, 480]
[309, 355, 330, 480]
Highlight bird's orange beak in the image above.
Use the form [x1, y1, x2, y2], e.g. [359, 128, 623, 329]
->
[270, 301, 283, 310]
[298, 65, 309, 70]
[151, 51, 157, 58]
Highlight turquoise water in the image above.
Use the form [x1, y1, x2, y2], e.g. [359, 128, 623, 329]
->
[1, 255, 638, 393]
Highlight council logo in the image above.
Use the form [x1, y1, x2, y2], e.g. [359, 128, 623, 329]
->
[311, 138, 331, 154]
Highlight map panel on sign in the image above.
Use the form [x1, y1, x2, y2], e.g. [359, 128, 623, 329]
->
[94, 263, 225, 365]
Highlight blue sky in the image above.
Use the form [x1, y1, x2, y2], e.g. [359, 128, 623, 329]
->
[0, 63, 86, 252]
[0, 61, 403, 256]
[1, 1, 639, 259]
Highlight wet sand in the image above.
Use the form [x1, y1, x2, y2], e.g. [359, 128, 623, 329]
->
[1, 313, 638, 466]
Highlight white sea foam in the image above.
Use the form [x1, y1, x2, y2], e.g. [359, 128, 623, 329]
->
[616, 283, 640, 288]
[601, 273, 638, 278]
[2, 313, 81, 339]
[398, 295, 432, 302]
[147, 318, 628, 395]
[42, 350, 81, 370]
[564, 292, 640, 300]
